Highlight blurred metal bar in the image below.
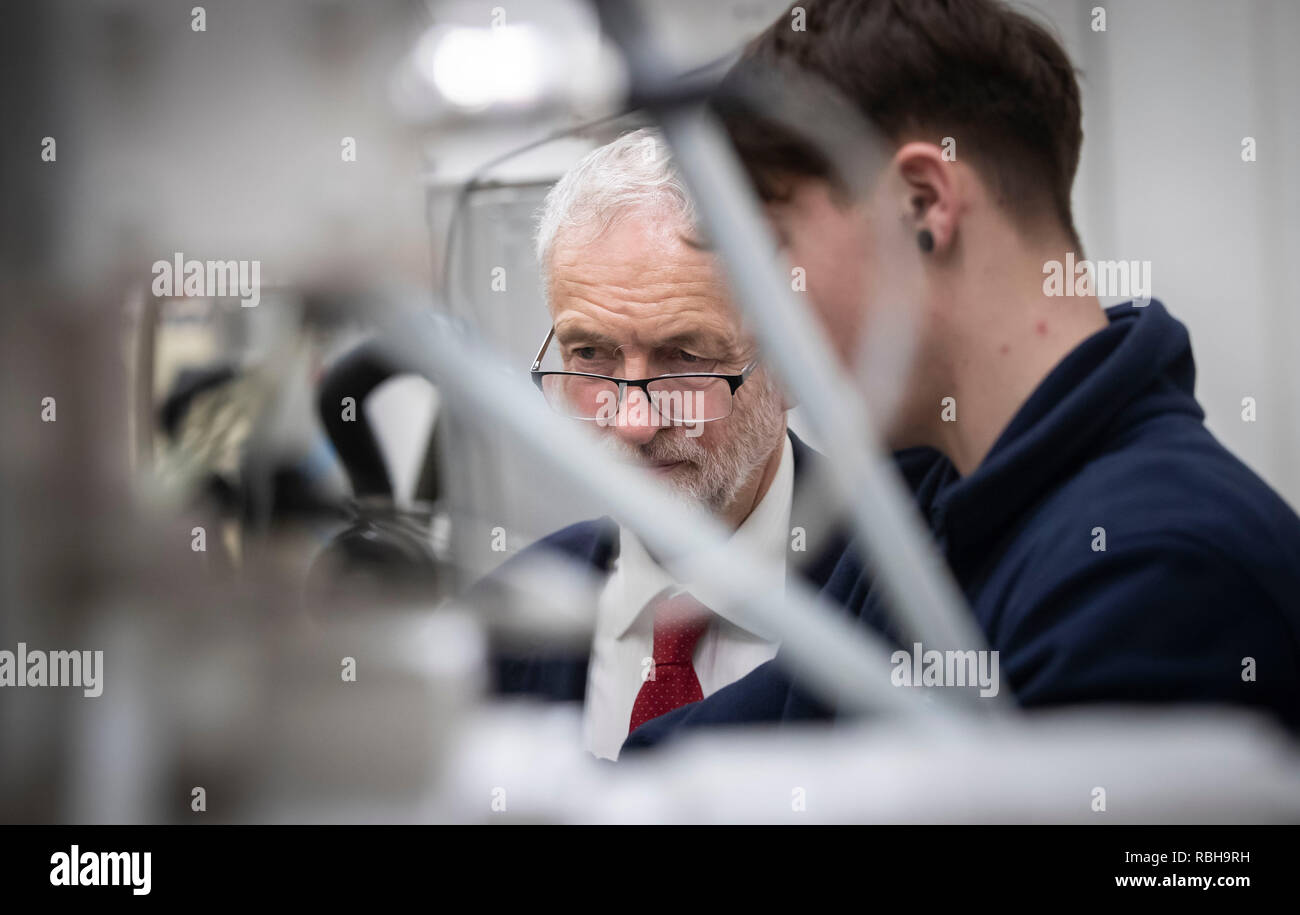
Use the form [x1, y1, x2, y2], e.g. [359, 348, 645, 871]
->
[662, 107, 997, 671]
[592, 0, 1001, 706]
[378, 298, 966, 727]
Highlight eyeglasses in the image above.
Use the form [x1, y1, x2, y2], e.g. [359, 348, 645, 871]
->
[529, 326, 759, 424]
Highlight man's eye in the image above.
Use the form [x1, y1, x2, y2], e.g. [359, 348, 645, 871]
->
[573, 347, 597, 360]
[677, 350, 702, 364]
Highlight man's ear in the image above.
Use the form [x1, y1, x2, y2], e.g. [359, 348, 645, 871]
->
[894, 141, 959, 253]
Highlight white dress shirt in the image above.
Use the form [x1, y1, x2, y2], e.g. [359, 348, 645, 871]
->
[582, 434, 795, 760]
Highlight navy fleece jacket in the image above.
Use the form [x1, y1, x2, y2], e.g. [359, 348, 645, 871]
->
[624, 300, 1300, 752]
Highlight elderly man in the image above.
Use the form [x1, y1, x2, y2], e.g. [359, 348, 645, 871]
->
[474, 128, 931, 761]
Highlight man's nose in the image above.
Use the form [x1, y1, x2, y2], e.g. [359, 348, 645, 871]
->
[609, 385, 661, 446]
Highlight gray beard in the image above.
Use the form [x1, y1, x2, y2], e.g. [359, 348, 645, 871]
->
[600, 373, 786, 516]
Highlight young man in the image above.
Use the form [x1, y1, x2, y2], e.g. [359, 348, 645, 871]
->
[624, 0, 1300, 753]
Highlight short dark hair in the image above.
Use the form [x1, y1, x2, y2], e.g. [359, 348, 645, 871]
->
[716, 0, 1084, 248]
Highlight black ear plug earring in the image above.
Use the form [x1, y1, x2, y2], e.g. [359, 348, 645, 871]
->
[917, 228, 935, 253]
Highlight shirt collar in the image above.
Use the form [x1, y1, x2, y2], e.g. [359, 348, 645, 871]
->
[605, 433, 795, 641]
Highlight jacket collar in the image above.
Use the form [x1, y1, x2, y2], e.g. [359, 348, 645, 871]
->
[928, 299, 1202, 556]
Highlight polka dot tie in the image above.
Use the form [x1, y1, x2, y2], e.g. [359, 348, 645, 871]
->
[628, 591, 712, 735]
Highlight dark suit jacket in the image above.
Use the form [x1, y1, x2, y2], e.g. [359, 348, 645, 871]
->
[468, 430, 938, 713]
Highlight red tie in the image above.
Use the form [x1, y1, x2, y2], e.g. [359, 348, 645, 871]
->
[628, 592, 712, 734]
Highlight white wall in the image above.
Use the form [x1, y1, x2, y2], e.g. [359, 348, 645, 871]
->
[1036, 0, 1300, 509]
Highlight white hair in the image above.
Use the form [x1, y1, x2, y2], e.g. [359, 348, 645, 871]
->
[534, 127, 697, 274]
